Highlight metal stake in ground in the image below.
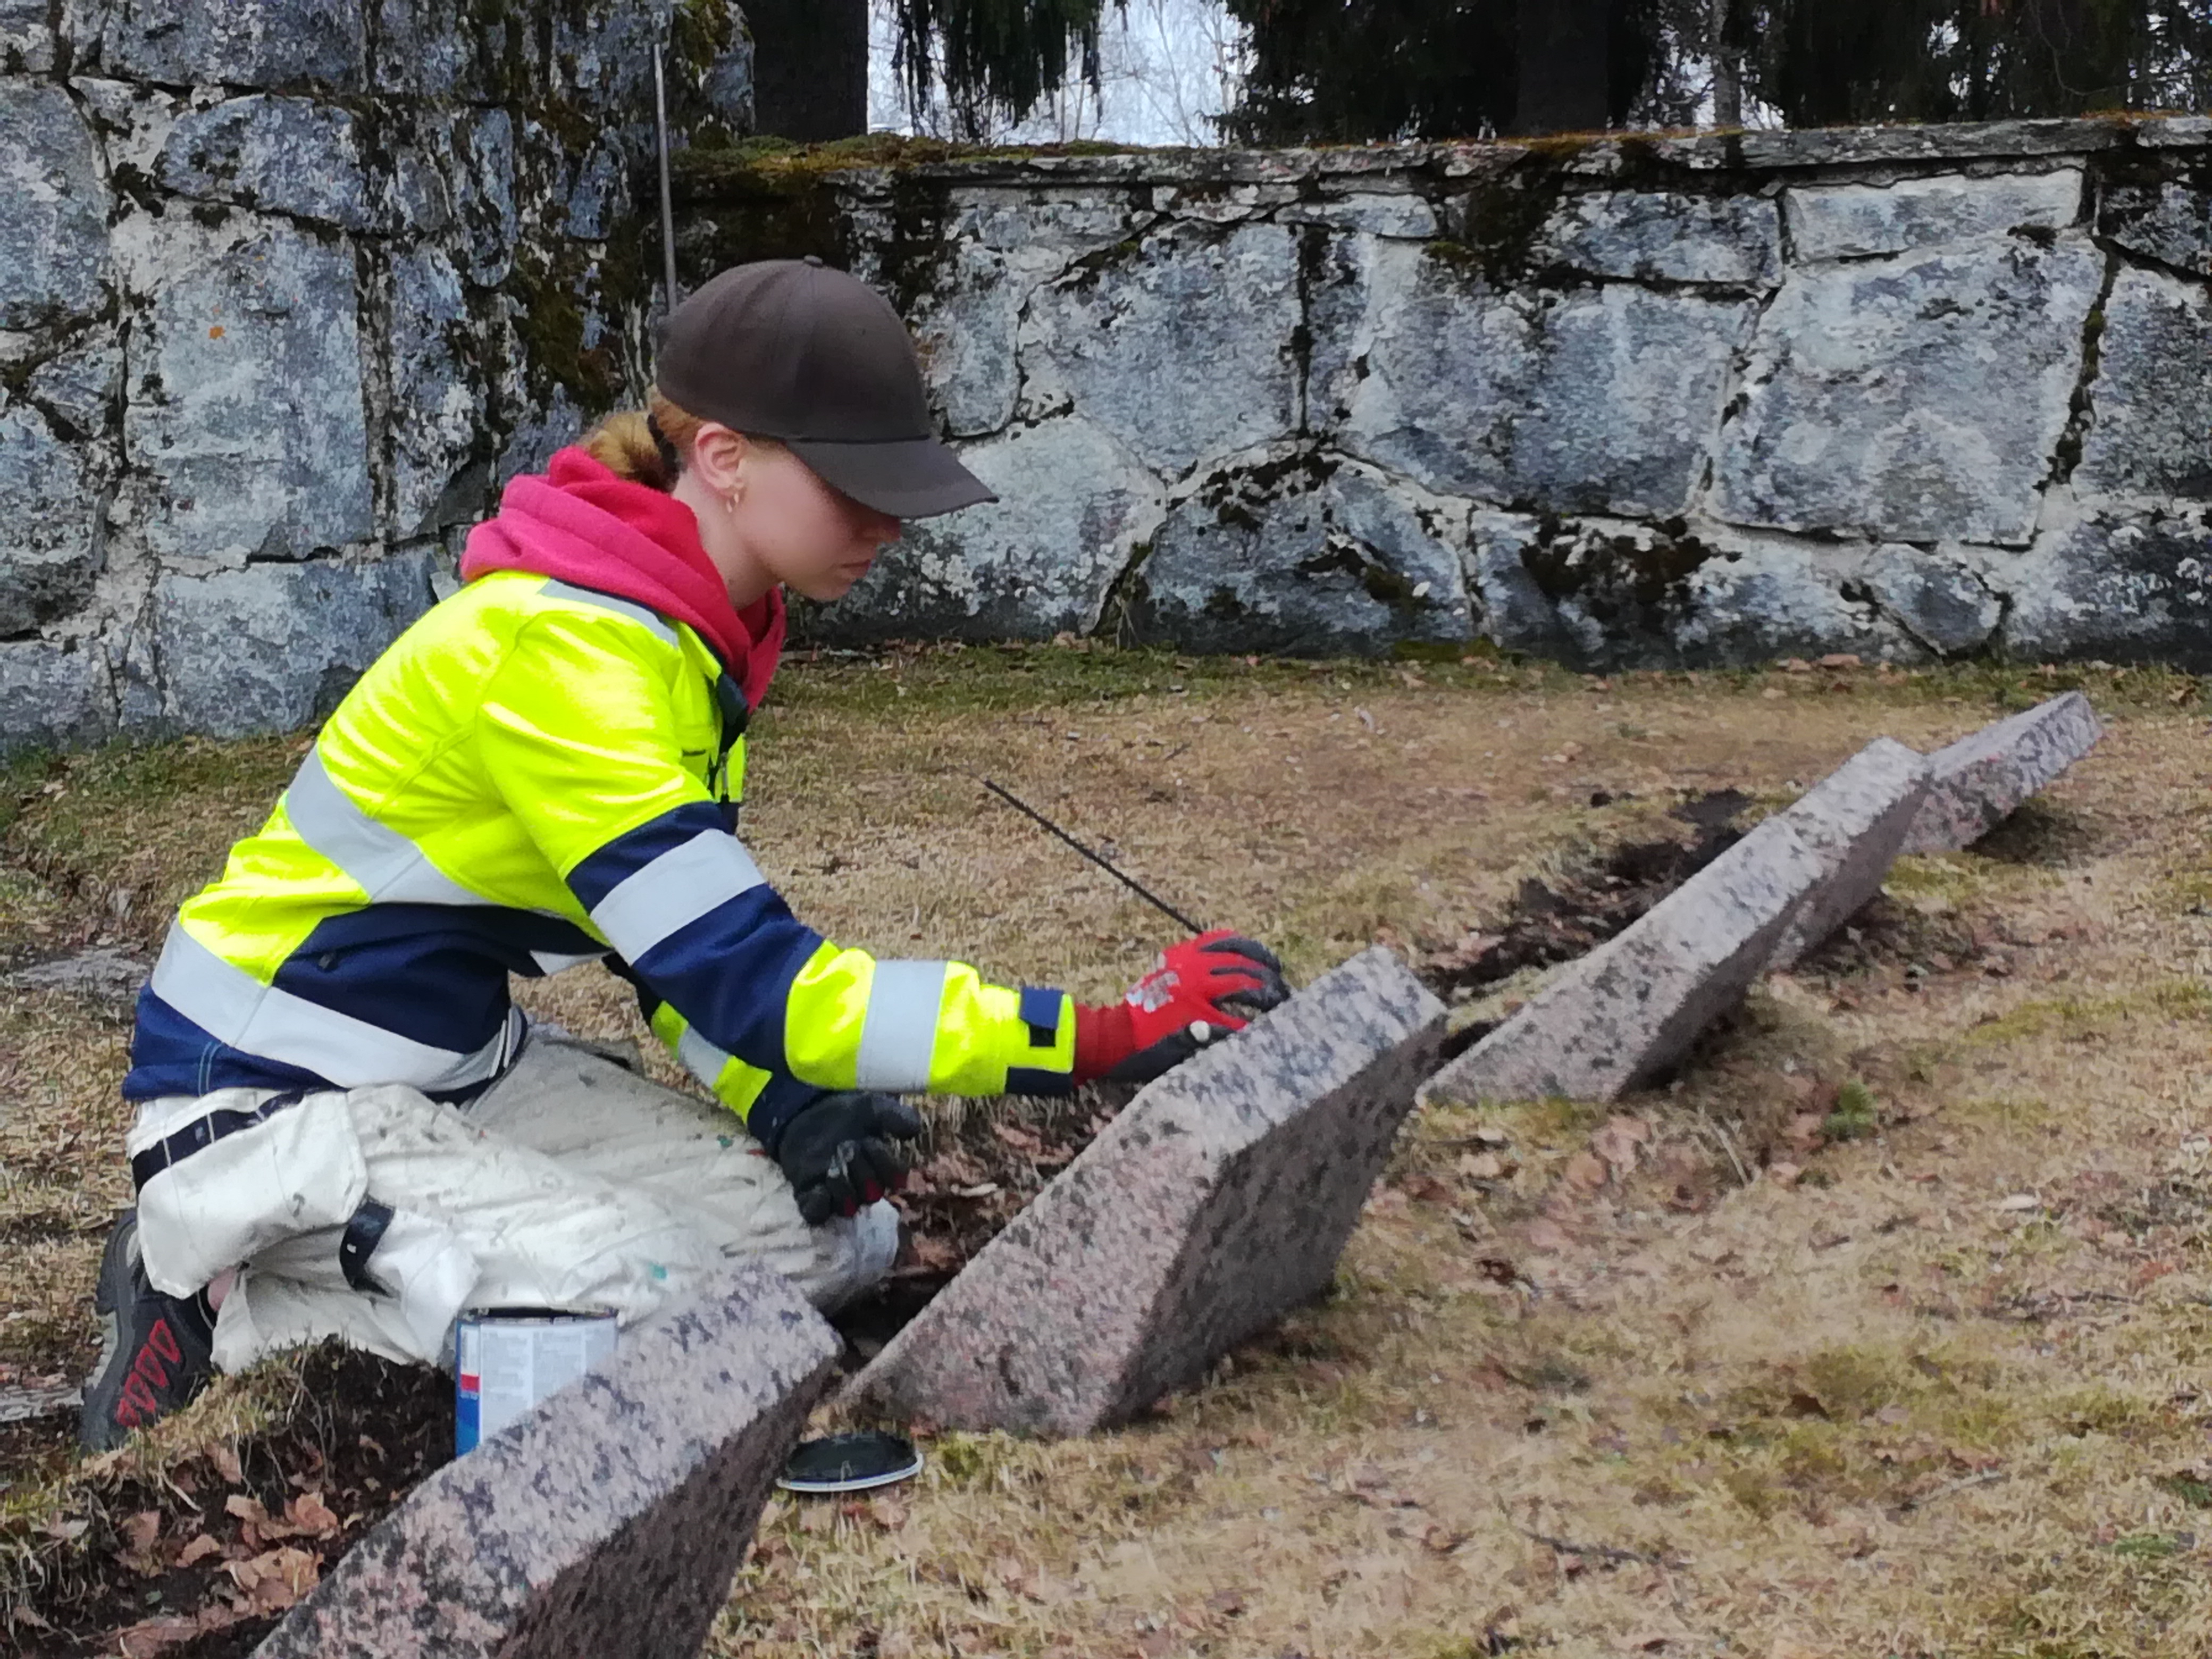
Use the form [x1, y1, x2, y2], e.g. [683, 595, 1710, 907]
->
[651, 43, 680, 309]
[979, 778, 1206, 935]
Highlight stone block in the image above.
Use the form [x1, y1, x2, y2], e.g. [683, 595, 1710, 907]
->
[1021, 221, 1303, 476]
[370, 0, 492, 97]
[155, 96, 372, 230]
[1784, 169, 2082, 261]
[2075, 266, 2212, 499]
[0, 639, 111, 756]
[2100, 177, 2212, 277]
[1766, 738, 1932, 969]
[1712, 237, 2102, 546]
[98, 0, 363, 88]
[122, 217, 373, 566]
[1333, 240, 1757, 518]
[1420, 816, 1826, 1107]
[845, 949, 1446, 1436]
[26, 325, 122, 438]
[153, 552, 435, 736]
[0, 81, 110, 330]
[1277, 192, 1440, 239]
[447, 110, 520, 287]
[1471, 515, 1909, 671]
[388, 246, 491, 539]
[2004, 498, 2212, 670]
[1127, 447, 1474, 656]
[1900, 692, 2103, 855]
[1532, 190, 1782, 287]
[0, 0, 56, 73]
[0, 402, 103, 632]
[251, 1267, 839, 1659]
[814, 414, 1162, 643]
[910, 242, 1022, 438]
[1860, 548, 2003, 658]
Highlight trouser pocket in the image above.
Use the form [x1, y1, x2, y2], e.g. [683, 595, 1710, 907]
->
[128, 1088, 367, 1298]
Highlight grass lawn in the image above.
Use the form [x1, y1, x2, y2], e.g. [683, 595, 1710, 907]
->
[4, 645, 2210, 1657]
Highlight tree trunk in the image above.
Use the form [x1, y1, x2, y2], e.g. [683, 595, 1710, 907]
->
[749, 0, 870, 141]
[1513, 0, 1613, 135]
[1710, 0, 1742, 125]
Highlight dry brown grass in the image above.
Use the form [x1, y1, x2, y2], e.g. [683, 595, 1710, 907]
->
[5, 648, 2211, 1656]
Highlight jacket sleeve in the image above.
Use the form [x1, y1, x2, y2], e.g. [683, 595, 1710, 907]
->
[475, 613, 1075, 1139]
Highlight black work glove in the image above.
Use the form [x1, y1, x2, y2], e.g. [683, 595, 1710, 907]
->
[770, 1091, 925, 1224]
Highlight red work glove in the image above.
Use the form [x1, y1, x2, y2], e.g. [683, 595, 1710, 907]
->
[1073, 930, 1291, 1084]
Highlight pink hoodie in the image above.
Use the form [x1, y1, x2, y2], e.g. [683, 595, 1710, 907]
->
[460, 447, 786, 709]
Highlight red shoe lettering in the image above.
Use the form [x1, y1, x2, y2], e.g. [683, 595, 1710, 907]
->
[147, 1318, 182, 1366]
[120, 1371, 160, 1418]
[133, 1348, 170, 1390]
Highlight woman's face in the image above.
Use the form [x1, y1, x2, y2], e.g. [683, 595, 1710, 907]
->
[681, 426, 902, 606]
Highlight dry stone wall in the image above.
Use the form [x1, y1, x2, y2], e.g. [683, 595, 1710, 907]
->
[680, 119, 2212, 671]
[0, 0, 751, 753]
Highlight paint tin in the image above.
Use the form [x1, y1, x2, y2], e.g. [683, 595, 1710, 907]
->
[454, 1306, 618, 1454]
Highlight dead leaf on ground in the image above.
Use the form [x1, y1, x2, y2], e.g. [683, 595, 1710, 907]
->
[115, 1606, 241, 1658]
[1563, 1150, 1611, 1192]
[1401, 1174, 1455, 1204]
[1590, 1115, 1653, 1175]
[207, 1444, 243, 1485]
[1459, 1151, 1514, 1181]
[286, 1490, 341, 1538]
[866, 1495, 910, 1532]
[175, 1532, 224, 1568]
[227, 1545, 320, 1614]
[1524, 1219, 1571, 1252]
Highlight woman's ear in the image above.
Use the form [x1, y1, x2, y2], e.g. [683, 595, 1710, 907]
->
[688, 423, 751, 501]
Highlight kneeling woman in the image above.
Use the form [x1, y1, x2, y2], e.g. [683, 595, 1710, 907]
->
[83, 260, 1285, 1450]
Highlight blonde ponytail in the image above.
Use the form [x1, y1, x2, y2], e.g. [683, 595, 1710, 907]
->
[581, 390, 709, 491]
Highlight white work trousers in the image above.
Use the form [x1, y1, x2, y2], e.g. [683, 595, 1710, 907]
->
[126, 1028, 896, 1372]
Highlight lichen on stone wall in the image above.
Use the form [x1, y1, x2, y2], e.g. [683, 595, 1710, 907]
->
[671, 116, 2212, 672]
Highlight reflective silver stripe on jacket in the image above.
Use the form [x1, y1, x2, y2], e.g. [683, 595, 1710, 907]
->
[529, 948, 608, 976]
[283, 749, 485, 907]
[588, 831, 766, 961]
[676, 1024, 734, 1091]
[540, 580, 680, 649]
[853, 959, 950, 1093]
[149, 925, 515, 1092]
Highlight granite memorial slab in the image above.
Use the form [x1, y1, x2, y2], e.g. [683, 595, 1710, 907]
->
[251, 1267, 839, 1659]
[1767, 736, 1932, 969]
[1901, 691, 2104, 854]
[1421, 815, 1826, 1107]
[844, 947, 1446, 1437]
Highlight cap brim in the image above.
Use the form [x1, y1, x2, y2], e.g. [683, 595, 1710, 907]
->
[787, 435, 998, 520]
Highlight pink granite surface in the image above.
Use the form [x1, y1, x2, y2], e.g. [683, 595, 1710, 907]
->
[250, 1267, 839, 1659]
[1901, 691, 2103, 854]
[844, 948, 1445, 1436]
[1421, 811, 1825, 1107]
[1767, 736, 1931, 969]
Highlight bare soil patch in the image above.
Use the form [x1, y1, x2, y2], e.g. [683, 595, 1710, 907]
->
[5, 1347, 448, 1656]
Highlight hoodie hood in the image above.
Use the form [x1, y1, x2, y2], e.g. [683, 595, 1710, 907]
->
[460, 446, 785, 710]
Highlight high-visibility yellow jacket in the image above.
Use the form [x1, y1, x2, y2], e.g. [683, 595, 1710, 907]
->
[125, 569, 1077, 1142]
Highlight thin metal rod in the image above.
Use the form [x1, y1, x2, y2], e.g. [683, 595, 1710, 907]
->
[652, 44, 680, 310]
[980, 779, 1206, 935]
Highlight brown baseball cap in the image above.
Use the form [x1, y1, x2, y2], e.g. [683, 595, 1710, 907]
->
[654, 258, 995, 520]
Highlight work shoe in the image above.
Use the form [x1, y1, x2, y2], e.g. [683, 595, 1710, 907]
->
[78, 1209, 215, 1453]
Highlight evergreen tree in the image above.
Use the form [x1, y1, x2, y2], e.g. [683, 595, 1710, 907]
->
[888, 0, 1115, 138]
